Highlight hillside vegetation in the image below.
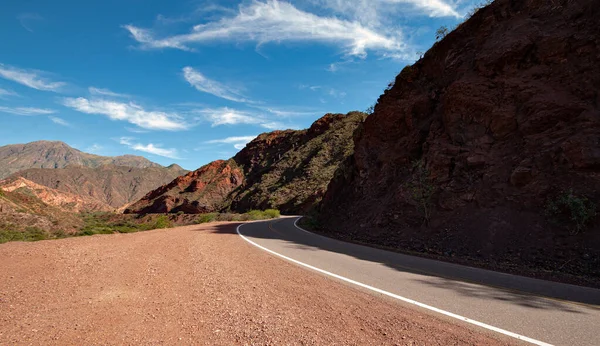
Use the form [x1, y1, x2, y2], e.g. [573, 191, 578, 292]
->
[0, 185, 279, 244]
[126, 112, 366, 215]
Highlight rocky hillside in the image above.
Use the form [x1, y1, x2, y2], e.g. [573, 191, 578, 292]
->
[0, 141, 163, 179]
[0, 177, 111, 213]
[0, 185, 83, 234]
[126, 112, 366, 214]
[317, 0, 600, 284]
[13, 164, 188, 209]
[126, 160, 244, 214]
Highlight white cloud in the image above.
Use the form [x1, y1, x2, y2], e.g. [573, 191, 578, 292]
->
[193, 107, 295, 130]
[119, 137, 135, 146]
[18, 13, 43, 33]
[299, 84, 322, 91]
[49, 116, 71, 127]
[205, 135, 257, 151]
[299, 83, 346, 99]
[124, 0, 404, 58]
[205, 136, 257, 144]
[132, 143, 180, 159]
[326, 63, 339, 72]
[307, 0, 460, 23]
[86, 144, 103, 153]
[0, 106, 56, 115]
[383, 0, 460, 18]
[328, 88, 347, 98]
[194, 107, 263, 127]
[259, 107, 322, 117]
[261, 121, 293, 130]
[125, 127, 150, 134]
[61, 97, 188, 131]
[0, 88, 18, 98]
[182, 67, 251, 103]
[0, 63, 66, 92]
[89, 87, 130, 98]
[118, 137, 181, 159]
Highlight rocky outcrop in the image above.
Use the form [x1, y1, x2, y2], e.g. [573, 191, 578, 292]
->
[0, 177, 111, 213]
[318, 0, 600, 283]
[126, 112, 366, 214]
[125, 160, 244, 214]
[0, 181, 84, 232]
[227, 112, 365, 213]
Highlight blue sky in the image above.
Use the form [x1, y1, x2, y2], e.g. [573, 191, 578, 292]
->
[0, 0, 478, 170]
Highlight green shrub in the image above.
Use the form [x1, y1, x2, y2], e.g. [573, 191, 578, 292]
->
[195, 213, 217, 224]
[0, 227, 48, 243]
[435, 26, 449, 41]
[53, 230, 67, 239]
[545, 190, 596, 234]
[365, 104, 375, 115]
[245, 210, 265, 220]
[176, 211, 185, 216]
[216, 213, 235, 222]
[153, 215, 172, 229]
[264, 209, 281, 218]
[466, 0, 493, 18]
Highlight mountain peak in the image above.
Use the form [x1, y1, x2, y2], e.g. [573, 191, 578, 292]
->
[0, 140, 164, 179]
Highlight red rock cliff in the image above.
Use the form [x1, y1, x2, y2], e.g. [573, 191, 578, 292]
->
[319, 0, 600, 283]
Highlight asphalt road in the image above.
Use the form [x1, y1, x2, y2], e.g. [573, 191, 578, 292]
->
[237, 217, 600, 346]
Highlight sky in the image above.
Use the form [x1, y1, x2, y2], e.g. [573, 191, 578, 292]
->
[0, 0, 479, 170]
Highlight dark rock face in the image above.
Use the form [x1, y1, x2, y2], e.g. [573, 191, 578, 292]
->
[319, 0, 600, 284]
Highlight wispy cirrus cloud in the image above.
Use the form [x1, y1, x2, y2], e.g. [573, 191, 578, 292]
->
[89, 87, 130, 98]
[194, 107, 262, 127]
[182, 67, 252, 103]
[86, 144, 103, 154]
[17, 13, 44, 33]
[0, 88, 19, 98]
[0, 106, 55, 116]
[49, 116, 71, 127]
[306, 0, 460, 28]
[193, 107, 294, 130]
[124, 0, 405, 58]
[205, 135, 257, 150]
[257, 106, 323, 117]
[299, 84, 346, 99]
[0, 63, 66, 92]
[61, 97, 188, 131]
[383, 0, 460, 18]
[119, 137, 181, 159]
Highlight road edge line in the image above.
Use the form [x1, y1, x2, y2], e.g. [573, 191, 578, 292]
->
[236, 222, 553, 346]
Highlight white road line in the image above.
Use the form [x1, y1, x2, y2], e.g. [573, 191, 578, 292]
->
[236, 221, 553, 346]
[292, 217, 314, 235]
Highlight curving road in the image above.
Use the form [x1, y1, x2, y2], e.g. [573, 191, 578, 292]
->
[237, 216, 600, 346]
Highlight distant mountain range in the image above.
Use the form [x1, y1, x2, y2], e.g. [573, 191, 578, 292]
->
[0, 140, 163, 179]
[0, 141, 188, 210]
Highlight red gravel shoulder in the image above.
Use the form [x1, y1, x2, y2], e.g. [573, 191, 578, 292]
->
[0, 222, 514, 345]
